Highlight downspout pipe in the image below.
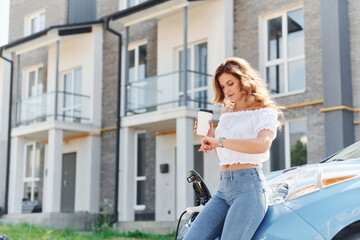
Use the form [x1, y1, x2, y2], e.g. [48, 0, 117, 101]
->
[103, 17, 122, 226]
[0, 47, 14, 217]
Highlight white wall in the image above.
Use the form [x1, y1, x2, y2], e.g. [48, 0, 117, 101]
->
[47, 26, 103, 127]
[62, 135, 101, 212]
[155, 134, 176, 221]
[194, 133, 221, 196]
[155, 131, 220, 221]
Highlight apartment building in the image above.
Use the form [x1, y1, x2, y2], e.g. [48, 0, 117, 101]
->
[0, 0, 359, 232]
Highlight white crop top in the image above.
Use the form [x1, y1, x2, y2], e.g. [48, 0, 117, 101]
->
[214, 107, 280, 167]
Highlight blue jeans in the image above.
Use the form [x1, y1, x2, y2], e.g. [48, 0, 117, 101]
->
[183, 168, 268, 240]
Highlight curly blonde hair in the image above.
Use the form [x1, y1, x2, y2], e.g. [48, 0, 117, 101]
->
[212, 57, 284, 118]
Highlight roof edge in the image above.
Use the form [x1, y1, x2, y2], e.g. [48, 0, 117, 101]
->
[2, 20, 103, 51]
[103, 0, 170, 22]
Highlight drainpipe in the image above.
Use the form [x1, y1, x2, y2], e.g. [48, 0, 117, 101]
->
[103, 17, 122, 226]
[182, 5, 188, 107]
[0, 48, 14, 216]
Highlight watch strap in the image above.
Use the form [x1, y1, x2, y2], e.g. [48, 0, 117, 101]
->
[219, 137, 225, 148]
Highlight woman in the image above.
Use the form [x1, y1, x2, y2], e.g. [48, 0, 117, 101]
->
[184, 57, 283, 240]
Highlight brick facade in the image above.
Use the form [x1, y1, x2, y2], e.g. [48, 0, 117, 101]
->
[234, 0, 326, 163]
[9, 0, 67, 42]
[99, 4, 157, 218]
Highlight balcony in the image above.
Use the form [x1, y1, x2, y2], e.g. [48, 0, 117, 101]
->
[16, 91, 91, 126]
[125, 70, 213, 116]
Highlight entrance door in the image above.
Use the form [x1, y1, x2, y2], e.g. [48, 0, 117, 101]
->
[61, 153, 76, 213]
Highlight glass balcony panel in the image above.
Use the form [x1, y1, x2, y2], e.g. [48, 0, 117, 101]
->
[126, 70, 212, 115]
[57, 92, 90, 123]
[16, 91, 90, 126]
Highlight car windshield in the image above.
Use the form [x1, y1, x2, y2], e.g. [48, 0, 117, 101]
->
[324, 141, 360, 163]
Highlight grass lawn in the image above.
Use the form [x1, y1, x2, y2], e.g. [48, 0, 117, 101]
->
[0, 222, 175, 240]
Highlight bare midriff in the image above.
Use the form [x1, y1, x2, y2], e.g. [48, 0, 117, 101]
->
[221, 162, 260, 172]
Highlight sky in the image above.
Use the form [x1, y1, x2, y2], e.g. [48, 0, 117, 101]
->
[0, 0, 10, 47]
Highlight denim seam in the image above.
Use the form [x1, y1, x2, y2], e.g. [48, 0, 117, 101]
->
[239, 192, 261, 239]
[201, 212, 227, 240]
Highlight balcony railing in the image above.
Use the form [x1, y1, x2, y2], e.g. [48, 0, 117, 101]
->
[16, 91, 91, 126]
[125, 70, 213, 115]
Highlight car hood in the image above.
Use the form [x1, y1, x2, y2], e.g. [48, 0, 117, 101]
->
[265, 159, 360, 206]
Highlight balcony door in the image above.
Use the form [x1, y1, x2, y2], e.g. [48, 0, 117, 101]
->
[62, 68, 82, 122]
[21, 66, 44, 124]
[178, 42, 208, 108]
[127, 43, 147, 113]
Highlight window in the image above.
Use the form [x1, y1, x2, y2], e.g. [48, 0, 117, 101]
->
[61, 68, 82, 122]
[23, 143, 42, 203]
[178, 42, 208, 108]
[263, 8, 305, 95]
[25, 10, 46, 36]
[27, 67, 44, 98]
[270, 119, 307, 171]
[127, 43, 147, 112]
[127, 0, 148, 8]
[135, 132, 146, 211]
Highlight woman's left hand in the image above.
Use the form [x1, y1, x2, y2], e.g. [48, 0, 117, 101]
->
[199, 136, 219, 153]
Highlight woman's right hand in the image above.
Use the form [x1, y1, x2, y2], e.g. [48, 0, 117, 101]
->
[194, 119, 215, 138]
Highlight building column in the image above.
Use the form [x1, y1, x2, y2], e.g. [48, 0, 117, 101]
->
[321, 0, 354, 155]
[0, 57, 10, 209]
[118, 127, 135, 221]
[43, 129, 63, 213]
[155, 134, 176, 221]
[176, 117, 194, 218]
[8, 137, 24, 214]
[87, 136, 101, 212]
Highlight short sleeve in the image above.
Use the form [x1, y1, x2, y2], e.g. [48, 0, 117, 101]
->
[254, 109, 280, 138]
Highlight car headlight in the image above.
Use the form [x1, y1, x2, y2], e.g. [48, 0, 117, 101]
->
[267, 162, 360, 206]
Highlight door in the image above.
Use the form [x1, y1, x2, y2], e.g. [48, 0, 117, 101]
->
[61, 153, 76, 213]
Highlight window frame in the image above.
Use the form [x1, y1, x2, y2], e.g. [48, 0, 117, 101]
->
[24, 9, 46, 36]
[24, 64, 44, 98]
[175, 40, 209, 108]
[127, 40, 148, 83]
[125, 40, 148, 112]
[134, 131, 147, 211]
[119, 0, 148, 10]
[270, 117, 307, 171]
[259, 4, 305, 98]
[60, 67, 83, 122]
[23, 142, 41, 202]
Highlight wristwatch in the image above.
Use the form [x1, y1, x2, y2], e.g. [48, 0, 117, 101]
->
[219, 137, 225, 148]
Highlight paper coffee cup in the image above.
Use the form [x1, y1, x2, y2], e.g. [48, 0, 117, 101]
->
[196, 109, 213, 136]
